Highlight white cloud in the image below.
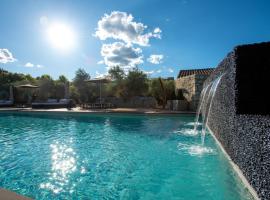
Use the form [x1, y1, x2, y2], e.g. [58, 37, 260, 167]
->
[100, 42, 143, 70]
[143, 69, 163, 76]
[95, 71, 107, 78]
[25, 62, 34, 67]
[147, 54, 164, 64]
[143, 70, 155, 75]
[36, 64, 44, 68]
[94, 11, 161, 46]
[97, 60, 104, 65]
[153, 27, 162, 35]
[168, 67, 174, 73]
[0, 49, 16, 64]
[24, 62, 44, 68]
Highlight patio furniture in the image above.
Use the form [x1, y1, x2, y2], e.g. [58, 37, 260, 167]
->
[0, 86, 14, 107]
[81, 102, 115, 109]
[0, 100, 14, 107]
[32, 98, 73, 109]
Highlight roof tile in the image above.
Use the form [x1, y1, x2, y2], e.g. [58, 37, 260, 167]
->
[177, 68, 215, 78]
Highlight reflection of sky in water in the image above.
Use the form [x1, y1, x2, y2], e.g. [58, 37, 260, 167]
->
[40, 139, 80, 194]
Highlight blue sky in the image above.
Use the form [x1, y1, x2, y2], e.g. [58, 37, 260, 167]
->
[0, 0, 269, 80]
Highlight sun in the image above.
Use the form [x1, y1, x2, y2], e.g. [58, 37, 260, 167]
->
[47, 23, 76, 51]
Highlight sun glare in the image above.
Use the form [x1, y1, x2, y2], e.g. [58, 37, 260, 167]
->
[47, 23, 76, 51]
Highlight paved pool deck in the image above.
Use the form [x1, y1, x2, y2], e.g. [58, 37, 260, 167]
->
[0, 107, 195, 115]
[0, 189, 32, 200]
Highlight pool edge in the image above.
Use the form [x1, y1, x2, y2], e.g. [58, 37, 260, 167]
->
[207, 125, 260, 200]
[0, 108, 196, 116]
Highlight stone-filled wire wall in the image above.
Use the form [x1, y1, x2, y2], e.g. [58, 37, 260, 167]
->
[204, 42, 270, 200]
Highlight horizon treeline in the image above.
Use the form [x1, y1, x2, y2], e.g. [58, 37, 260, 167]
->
[0, 67, 180, 106]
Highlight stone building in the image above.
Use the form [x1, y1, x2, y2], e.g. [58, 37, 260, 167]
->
[175, 68, 215, 111]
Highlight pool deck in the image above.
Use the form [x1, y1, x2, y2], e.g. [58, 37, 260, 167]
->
[0, 188, 32, 200]
[0, 107, 195, 115]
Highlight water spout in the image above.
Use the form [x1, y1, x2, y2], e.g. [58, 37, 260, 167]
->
[194, 84, 211, 134]
[194, 73, 225, 145]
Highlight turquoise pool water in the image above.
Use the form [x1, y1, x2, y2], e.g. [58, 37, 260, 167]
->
[0, 112, 252, 200]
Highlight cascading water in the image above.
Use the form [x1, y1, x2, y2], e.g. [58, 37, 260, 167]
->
[193, 84, 211, 134]
[194, 73, 225, 145]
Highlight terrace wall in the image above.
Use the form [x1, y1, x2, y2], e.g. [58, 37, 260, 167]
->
[106, 96, 157, 108]
[204, 42, 270, 199]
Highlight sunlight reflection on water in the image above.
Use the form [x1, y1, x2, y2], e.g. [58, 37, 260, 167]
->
[40, 140, 78, 194]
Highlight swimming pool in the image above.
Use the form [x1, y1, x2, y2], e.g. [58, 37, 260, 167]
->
[0, 112, 252, 199]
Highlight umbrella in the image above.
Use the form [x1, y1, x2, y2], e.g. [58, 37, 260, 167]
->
[16, 84, 39, 104]
[16, 84, 39, 88]
[86, 78, 111, 84]
[85, 78, 111, 103]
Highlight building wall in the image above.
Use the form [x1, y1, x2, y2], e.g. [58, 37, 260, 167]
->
[175, 74, 209, 111]
[194, 74, 210, 111]
[175, 74, 195, 110]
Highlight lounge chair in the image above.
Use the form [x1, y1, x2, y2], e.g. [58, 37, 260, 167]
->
[81, 102, 115, 109]
[32, 98, 73, 109]
[0, 100, 14, 107]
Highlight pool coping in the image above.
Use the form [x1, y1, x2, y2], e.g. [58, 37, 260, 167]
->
[0, 107, 196, 116]
[0, 188, 32, 200]
[207, 125, 260, 200]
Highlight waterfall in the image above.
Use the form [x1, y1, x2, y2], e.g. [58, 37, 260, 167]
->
[193, 84, 211, 134]
[194, 73, 225, 145]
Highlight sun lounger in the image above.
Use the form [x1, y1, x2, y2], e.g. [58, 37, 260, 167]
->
[81, 103, 115, 109]
[0, 100, 14, 107]
[32, 99, 73, 109]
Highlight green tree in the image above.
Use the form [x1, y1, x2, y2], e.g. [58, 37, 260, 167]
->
[149, 78, 176, 108]
[108, 66, 125, 81]
[24, 74, 36, 83]
[106, 66, 126, 97]
[54, 75, 69, 99]
[0, 68, 25, 85]
[73, 68, 92, 103]
[58, 75, 68, 83]
[73, 69, 90, 84]
[125, 67, 148, 97]
[36, 75, 55, 100]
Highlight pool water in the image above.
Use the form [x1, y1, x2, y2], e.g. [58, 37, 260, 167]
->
[0, 112, 252, 199]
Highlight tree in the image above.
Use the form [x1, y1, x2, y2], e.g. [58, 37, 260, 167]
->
[36, 74, 55, 100]
[73, 68, 92, 103]
[106, 66, 126, 97]
[58, 75, 68, 83]
[54, 75, 69, 99]
[149, 78, 176, 108]
[108, 66, 125, 81]
[24, 74, 36, 83]
[0, 69, 25, 85]
[40, 74, 53, 80]
[73, 69, 90, 85]
[125, 67, 148, 97]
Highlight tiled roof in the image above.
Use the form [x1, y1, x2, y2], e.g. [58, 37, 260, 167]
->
[177, 68, 215, 78]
